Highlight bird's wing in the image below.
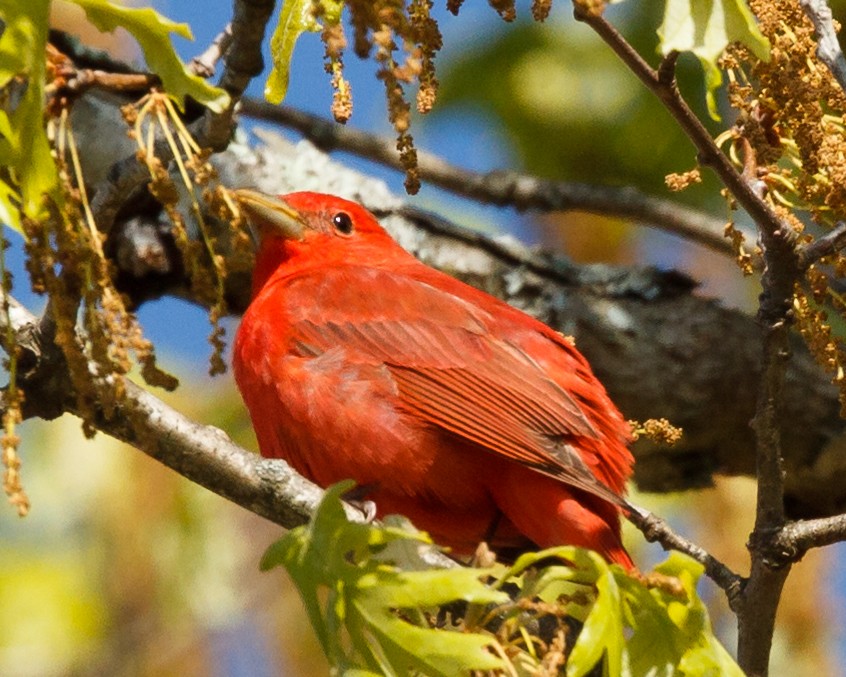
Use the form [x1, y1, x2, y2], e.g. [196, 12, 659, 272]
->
[283, 267, 631, 506]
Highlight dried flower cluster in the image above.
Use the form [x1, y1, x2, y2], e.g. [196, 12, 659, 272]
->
[723, 222, 755, 276]
[121, 92, 246, 377]
[23, 104, 179, 438]
[664, 168, 702, 192]
[2, 75, 253, 514]
[629, 418, 683, 447]
[0, 248, 27, 516]
[316, 0, 554, 193]
[718, 0, 846, 408]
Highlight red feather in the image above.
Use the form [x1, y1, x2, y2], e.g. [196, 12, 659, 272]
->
[233, 191, 634, 568]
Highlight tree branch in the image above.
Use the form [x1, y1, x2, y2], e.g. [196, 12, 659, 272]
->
[190, 24, 234, 79]
[800, 0, 846, 95]
[797, 220, 846, 269]
[626, 505, 744, 609]
[239, 98, 739, 259]
[779, 513, 846, 553]
[572, 4, 804, 674]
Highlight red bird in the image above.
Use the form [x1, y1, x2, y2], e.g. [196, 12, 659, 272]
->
[232, 190, 634, 569]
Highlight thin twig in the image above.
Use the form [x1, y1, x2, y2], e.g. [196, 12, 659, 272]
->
[626, 505, 744, 609]
[779, 513, 846, 553]
[61, 69, 156, 95]
[797, 221, 846, 269]
[239, 98, 740, 258]
[190, 23, 234, 78]
[201, 1, 275, 150]
[800, 0, 846, 95]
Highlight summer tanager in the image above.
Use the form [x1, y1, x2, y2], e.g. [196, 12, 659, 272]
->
[232, 190, 634, 569]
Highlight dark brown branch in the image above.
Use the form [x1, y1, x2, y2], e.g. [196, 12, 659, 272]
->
[627, 505, 744, 608]
[736, 562, 790, 676]
[740, 317, 793, 675]
[239, 98, 738, 258]
[572, 5, 803, 674]
[797, 221, 846, 269]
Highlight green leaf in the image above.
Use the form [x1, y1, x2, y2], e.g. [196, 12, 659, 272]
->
[264, 487, 741, 676]
[265, 0, 321, 104]
[0, 178, 22, 234]
[655, 553, 745, 677]
[265, 0, 345, 105]
[68, 0, 229, 112]
[0, 0, 59, 225]
[262, 481, 507, 676]
[621, 575, 685, 676]
[567, 552, 626, 677]
[658, 0, 770, 119]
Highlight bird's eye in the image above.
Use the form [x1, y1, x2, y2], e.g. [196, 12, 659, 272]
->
[332, 212, 354, 235]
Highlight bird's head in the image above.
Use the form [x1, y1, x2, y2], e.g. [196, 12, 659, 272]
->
[234, 190, 407, 294]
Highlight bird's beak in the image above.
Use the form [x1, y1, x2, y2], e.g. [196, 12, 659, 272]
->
[233, 189, 305, 241]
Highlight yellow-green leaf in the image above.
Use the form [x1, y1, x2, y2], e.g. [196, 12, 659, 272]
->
[0, 178, 22, 234]
[68, 0, 229, 112]
[566, 552, 626, 677]
[658, 0, 770, 119]
[264, 0, 345, 105]
[262, 482, 506, 676]
[265, 0, 322, 104]
[0, 0, 58, 224]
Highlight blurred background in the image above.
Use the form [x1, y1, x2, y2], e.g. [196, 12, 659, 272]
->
[1, 0, 843, 674]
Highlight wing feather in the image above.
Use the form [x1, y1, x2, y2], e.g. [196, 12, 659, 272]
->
[390, 365, 625, 506]
[282, 267, 631, 506]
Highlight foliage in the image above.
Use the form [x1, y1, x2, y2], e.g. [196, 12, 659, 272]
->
[261, 481, 508, 676]
[69, 0, 229, 112]
[0, 0, 58, 225]
[659, 0, 770, 119]
[0, 0, 226, 228]
[263, 481, 743, 676]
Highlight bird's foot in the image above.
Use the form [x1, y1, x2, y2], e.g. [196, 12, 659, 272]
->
[471, 541, 498, 568]
[341, 483, 378, 523]
[353, 499, 378, 523]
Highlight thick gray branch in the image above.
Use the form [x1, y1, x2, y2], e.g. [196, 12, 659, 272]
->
[5, 294, 344, 527]
[64, 85, 846, 518]
[801, 0, 846, 95]
[239, 99, 738, 259]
